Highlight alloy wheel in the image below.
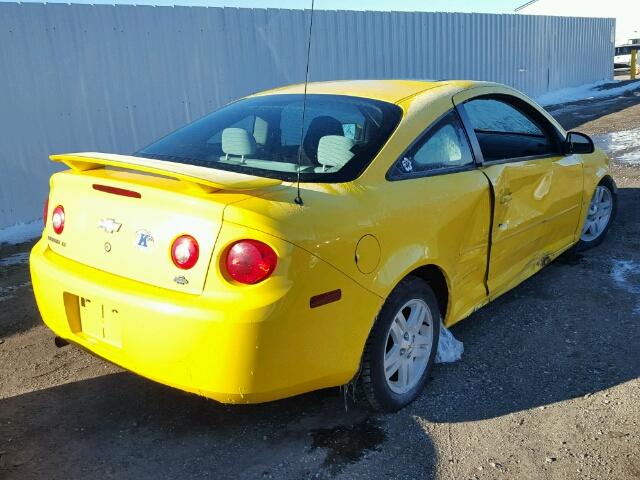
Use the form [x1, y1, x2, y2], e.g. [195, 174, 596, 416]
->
[581, 185, 613, 242]
[383, 299, 434, 395]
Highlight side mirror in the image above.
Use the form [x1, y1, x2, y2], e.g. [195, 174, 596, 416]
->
[565, 131, 595, 155]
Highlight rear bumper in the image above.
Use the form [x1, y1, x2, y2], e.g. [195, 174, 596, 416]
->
[30, 238, 382, 403]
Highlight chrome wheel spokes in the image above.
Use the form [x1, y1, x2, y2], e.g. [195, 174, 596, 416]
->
[383, 299, 434, 394]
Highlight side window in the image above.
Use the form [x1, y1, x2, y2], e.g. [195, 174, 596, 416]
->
[465, 98, 543, 135]
[464, 97, 556, 162]
[390, 111, 473, 179]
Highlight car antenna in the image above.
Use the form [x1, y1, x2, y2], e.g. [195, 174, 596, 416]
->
[294, 0, 315, 206]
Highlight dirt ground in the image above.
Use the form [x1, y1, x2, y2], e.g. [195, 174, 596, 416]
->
[1, 86, 640, 480]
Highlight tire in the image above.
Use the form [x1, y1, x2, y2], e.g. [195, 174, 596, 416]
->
[576, 178, 617, 251]
[360, 276, 441, 412]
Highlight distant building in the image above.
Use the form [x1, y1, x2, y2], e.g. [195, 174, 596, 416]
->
[516, 0, 639, 46]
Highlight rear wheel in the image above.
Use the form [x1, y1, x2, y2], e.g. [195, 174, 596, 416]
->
[577, 180, 616, 250]
[360, 277, 440, 412]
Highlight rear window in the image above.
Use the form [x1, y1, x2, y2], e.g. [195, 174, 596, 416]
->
[136, 94, 402, 183]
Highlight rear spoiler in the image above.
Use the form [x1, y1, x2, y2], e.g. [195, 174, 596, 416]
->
[50, 152, 283, 193]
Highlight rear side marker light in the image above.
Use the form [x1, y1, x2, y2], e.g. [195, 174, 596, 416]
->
[52, 205, 65, 234]
[225, 240, 277, 285]
[93, 184, 142, 198]
[171, 235, 199, 270]
[310, 289, 342, 308]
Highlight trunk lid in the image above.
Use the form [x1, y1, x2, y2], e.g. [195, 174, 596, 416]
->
[46, 153, 282, 295]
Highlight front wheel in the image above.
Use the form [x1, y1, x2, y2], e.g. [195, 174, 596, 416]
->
[359, 277, 440, 412]
[577, 180, 617, 250]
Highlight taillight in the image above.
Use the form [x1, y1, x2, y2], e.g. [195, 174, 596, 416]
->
[225, 240, 277, 285]
[43, 198, 49, 227]
[51, 205, 65, 234]
[171, 235, 199, 270]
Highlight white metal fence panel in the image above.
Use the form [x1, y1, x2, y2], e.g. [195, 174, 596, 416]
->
[0, 4, 614, 229]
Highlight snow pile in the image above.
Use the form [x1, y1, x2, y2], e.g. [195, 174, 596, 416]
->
[592, 127, 640, 166]
[436, 322, 464, 363]
[611, 260, 640, 315]
[536, 80, 640, 107]
[0, 220, 43, 246]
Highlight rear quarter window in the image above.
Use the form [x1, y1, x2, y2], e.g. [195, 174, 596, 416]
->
[388, 110, 474, 179]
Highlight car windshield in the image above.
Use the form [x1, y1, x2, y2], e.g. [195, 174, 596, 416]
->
[136, 94, 402, 183]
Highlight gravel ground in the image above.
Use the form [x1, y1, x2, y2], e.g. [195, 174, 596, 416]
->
[1, 86, 640, 480]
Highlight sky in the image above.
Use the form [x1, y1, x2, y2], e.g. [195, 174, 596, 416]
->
[0, 0, 527, 13]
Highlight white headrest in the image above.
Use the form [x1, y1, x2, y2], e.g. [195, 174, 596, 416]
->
[317, 135, 355, 169]
[253, 117, 269, 145]
[222, 128, 257, 157]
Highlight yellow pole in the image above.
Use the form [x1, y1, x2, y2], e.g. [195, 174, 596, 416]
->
[632, 49, 638, 80]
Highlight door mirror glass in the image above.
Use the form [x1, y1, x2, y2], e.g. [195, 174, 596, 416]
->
[565, 131, 594, 154]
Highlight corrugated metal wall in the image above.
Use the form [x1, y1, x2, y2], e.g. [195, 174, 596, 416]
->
[0, 4, 614, 228]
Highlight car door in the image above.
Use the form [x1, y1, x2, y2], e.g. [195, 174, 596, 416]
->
[453, 90, 583, 298]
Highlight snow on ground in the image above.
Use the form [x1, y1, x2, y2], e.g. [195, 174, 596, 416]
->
[592, 127, 640, 166]
[611, 260, 640, 315]
[536, 80, 640, 106]
[0, 220, 42, 247]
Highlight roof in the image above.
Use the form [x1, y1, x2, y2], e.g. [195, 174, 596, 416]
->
[252, 79, 481, 104]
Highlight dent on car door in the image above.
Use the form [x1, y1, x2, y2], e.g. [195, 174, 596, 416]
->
[382, 110, 491, 324]
[454, 92, 583, 298]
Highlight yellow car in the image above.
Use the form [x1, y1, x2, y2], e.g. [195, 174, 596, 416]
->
[31, 80, 616, 411]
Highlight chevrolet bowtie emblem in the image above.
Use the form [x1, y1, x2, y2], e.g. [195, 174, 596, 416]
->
[97, 218, 122, 234]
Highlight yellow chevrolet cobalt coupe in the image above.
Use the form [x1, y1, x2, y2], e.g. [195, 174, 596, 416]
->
[31, 80, 616, 411]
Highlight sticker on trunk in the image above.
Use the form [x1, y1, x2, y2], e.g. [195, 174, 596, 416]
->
[135, 230, 155, 251]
